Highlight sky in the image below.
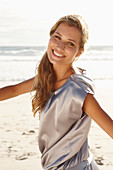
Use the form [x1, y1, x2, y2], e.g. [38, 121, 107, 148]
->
[1, 0, 113, 46]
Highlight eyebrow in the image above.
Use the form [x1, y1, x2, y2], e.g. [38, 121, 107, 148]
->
[55, 31, 77, 44]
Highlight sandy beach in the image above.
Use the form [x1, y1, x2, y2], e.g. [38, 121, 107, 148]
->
[0, 80, 113, 170]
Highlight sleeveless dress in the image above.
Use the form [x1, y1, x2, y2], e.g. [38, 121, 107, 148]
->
[38, 72, 100, 170]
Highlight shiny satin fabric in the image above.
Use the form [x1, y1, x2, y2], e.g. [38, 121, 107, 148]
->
[38, 73, 99, 170]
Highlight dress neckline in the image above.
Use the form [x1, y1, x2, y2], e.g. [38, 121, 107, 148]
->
[53, 67, 86, 95]
[54, 73, 84, 95]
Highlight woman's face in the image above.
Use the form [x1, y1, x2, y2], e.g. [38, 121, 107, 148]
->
[47, 22, 82, 68]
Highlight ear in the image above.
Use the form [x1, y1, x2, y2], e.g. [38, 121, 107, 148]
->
[77, 47, 84, 56]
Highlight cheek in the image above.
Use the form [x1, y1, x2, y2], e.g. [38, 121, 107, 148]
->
[67, 49, 79, 62]
[47, 39, 53, 58]
[72, 46, 80, 57]
[48, 37, 55, 46]
[47, 37, 56, 54]
[47, 39, 52, 53]
[67, 48, 78, 57]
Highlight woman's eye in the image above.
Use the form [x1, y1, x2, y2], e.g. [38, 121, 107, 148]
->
[55, 35, 61, 40]
[68, 42, 74, 47]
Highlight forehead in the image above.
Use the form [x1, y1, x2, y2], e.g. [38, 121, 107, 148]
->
[55, 22, 81, 43]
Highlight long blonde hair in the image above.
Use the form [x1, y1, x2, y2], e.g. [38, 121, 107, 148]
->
[32, 15, 89, 116]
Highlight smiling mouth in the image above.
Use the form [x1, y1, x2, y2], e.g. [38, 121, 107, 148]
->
[52, 49, 65, 58]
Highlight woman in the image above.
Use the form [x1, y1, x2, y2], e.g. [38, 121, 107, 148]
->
[0, 15, 113, 170]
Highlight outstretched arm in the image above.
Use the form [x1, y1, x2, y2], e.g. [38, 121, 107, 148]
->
[0, 77, 35, 101]
[83, 93, 113, 139]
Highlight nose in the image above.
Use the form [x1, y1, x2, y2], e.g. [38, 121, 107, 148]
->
[57, 41, 65, 50]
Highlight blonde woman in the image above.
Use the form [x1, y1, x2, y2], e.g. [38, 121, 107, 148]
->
[0, 15, 113, 170]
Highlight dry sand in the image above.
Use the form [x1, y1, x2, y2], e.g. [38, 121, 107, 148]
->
[0, 80, 113, 170]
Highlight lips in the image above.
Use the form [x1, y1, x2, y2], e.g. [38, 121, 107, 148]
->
[52, 49, 65, 58]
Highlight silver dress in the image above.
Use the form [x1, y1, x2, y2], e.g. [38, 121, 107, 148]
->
[38, 73, 99, 170]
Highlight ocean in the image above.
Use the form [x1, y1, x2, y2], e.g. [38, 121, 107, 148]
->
[0, 46, 113, 86]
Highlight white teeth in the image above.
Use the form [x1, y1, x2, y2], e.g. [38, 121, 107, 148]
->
[54, 50, 63, 57]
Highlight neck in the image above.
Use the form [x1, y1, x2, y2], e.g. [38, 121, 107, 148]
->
[53, 65, 75, 82]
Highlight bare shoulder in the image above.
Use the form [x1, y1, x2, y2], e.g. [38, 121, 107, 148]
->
[83, 93, 102, 117]
[83, 93, 113, 139]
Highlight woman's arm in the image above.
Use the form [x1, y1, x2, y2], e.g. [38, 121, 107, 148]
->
[83, 93, 113, 139]
[0, 77, 35, 101]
